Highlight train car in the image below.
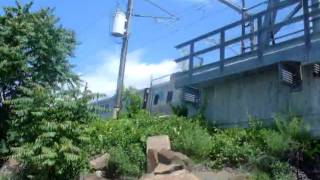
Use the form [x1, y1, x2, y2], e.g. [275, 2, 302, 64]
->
[92, 76, 200, 118]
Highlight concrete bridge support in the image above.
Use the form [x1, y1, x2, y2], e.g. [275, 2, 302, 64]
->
[200, 65, 320, 136]
[312, 0, 320, 33]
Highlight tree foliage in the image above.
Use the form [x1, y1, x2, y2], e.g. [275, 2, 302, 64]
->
[0, 1, 78, 141]
[7, 84, 98, 179]
[122, 87, 142, 118]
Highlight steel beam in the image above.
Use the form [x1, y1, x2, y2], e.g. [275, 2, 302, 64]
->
[302, 0, 311, 47]
[261, 0, 280, 47]
[218, 0, 245, 15]
[273, 2, 302, 34]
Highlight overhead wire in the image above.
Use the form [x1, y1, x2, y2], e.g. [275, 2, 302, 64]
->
[132, 0, 181, 32]
[133, 0, 213, 33]
[118, 0, 263, 57]
[138, 0, 267, 55]
[137, 2, 231, 50]
[142, 0, 178, 19]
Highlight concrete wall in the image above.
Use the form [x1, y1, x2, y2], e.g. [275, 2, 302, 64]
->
[201, 65, 320, 135]
[202, 68, 287, 128]
[288, 65, 320, 136]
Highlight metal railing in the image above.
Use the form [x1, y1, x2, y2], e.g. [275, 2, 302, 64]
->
[174, 0, 320, 78]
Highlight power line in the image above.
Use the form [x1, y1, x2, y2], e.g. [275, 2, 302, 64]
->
[137, 4, 231, 49]
[143, 0, 178, 19]
[133, 5, 247, 63]
[175, 1, 211, 17]
[132, 13, 179, 22]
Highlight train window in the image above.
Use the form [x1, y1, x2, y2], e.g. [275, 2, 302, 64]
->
[153, 94, 159, 105]
[166, 91, 173, 103]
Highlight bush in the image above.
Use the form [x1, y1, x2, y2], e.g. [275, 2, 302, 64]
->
[122, 88, 142, 118]
[246, 117, 312, 179]
[271, 160, 293, 180]
[274, 116, 309, 142]
[171, 105, 188, 117]
[84, 115, 313, 178]
[0, 175, 10, 180]
[108, 144, 145, 177]
[250, 170, 271, 180]
[83, 114, 213, 176]
[7, 85, 99, 179]
[261, 130, 293, 157]
[209, 128, 261, 169]
[172, 121, 212, 160]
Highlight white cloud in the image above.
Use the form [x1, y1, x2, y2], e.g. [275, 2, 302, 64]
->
[81, 49, 178, 96]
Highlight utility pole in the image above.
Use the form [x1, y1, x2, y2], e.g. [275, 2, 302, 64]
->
[113, 0, 133, 119]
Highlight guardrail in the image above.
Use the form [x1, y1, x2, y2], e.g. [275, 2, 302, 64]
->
[174, 0, 320, 78]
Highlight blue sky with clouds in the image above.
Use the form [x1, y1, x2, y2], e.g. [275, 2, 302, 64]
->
[0, 0, 265, 95]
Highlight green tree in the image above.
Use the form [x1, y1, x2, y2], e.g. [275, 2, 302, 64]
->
[0, 1, 78, 141]
[122, 87, 142, 118]
[8, 84, 98, 179]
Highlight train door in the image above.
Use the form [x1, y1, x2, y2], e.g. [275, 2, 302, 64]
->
[142, 88, 150, 109]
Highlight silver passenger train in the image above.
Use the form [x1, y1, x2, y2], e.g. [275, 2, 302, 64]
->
[92, 75, 200, 118]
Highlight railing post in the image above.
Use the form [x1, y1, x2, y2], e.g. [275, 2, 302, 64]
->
[257, 15, 263, 60]
[189, 43, 194, 78]
[302, 0, 311, 47]
[250, 20, 255, 51]
[220, 30, 225, 72]
[241, 15, 246, 54]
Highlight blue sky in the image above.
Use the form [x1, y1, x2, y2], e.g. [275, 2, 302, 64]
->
[0, 0, 265, 95]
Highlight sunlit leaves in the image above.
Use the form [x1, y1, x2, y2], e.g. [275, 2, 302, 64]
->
[0, 1, 78, 100]
[8, 84, 99, 179]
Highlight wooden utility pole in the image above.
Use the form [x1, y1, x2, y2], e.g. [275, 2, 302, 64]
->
[113, 0, 133, 119]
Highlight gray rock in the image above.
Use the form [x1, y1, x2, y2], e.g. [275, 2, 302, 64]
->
[140, 169, 199, 180]
[89, 153, 110, 171]
[0, 159, 21, 178]
[157, 149, 193, 171]
[146, 135, 171, 173]
[79, 174, 109, 180]
[153, 164, 183, 175]
[147, 149, 158, 173]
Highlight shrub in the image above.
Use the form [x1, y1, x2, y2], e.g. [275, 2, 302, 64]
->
[7, 85, 99, 179]
[250, 170, 271, 180]
[0, 175, 10, 180]
[83, 114, 213, 176]
[209, 128, 262, 169]
[247, 117, 312, 178]
[260, 117, 310, 159]
[172, 121, 212, 160]
[261, 130, 293, 157]
[107, 144, 145, 178]
[122, 88, 142, 118]
[270, 160, 293, 180]
[171, 105, 188, 117]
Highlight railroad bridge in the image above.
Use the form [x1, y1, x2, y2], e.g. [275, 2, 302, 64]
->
[171, 0, 320, 134]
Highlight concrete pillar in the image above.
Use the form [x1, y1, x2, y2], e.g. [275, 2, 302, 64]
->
[312, 0, 320, 33]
